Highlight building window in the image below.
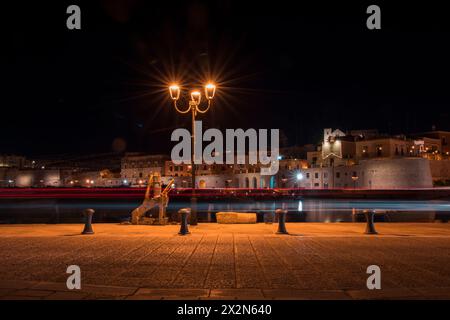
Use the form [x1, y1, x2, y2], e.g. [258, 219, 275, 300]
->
[377, 145, 382, 157]
[362, 146, 369, 157]
[336, 172, 340, 178]
[314, 172, 319, 179]
[314, 183, 319, 187]
[324, 173, 328, 178]
[306, 173, 310, 179]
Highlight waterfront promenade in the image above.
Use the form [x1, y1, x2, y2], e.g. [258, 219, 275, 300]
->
[1, 223, 450, 300]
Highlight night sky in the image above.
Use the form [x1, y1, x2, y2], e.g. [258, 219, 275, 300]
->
[2, 1, 449, 157]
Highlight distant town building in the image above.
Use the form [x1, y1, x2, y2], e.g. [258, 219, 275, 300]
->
[2, 128, 450, 189]
[0, 155, 26, 169]
[121, 153, 168, 186]
[15, 169, 61, 187]
[300, 128, 450, 188]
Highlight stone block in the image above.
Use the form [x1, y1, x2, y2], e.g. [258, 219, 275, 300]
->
[216, 212, 257, 224]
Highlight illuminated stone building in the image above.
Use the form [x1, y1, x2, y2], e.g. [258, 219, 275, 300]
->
[120, 153, 167, 186]
[296, 128, 450, 189]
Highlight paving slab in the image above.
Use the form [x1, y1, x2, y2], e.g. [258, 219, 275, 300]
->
[134, 288, 210, 298]
[44, 291, 90, 300]
[0, 280, 37, 290]
[262, 289, 351, 300]
[12, 289, 54, 298]
[209, 288, 265, 299]
[412, 287, 450, 299]
[346, 288, 419, 300]
[0, 223, 449, 299]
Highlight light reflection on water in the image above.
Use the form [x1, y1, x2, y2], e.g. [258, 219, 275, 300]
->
[166, 199, 450, 213]
[1, 199, 449, 223]
[165, 199, 450, 222]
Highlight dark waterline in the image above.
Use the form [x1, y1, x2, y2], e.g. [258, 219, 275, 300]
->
[1, 198, 450, 224]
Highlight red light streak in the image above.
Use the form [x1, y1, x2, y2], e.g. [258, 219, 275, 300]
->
[0, 187, 448, 199]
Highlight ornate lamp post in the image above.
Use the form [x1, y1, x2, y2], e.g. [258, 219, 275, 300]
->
[169, 83, 216, 225]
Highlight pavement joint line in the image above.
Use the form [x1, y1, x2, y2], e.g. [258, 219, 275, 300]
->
[140, 234, 197, 283]
[89, 235, 153, 275]
[282, 235, 326, 277]
[266, 235, 308, 289]
[247, 235, 272, 289]
[35, 236, 146, 282]
[202, 234, 220, 288]
[110, 235, 174, 280]
[370, 237, 448, 283]
[169, 233, 206, 286]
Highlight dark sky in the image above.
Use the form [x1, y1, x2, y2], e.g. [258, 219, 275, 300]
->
[1, 1, 449, 157]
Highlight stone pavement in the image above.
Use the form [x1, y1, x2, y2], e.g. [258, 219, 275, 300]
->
[0, 223, 450, 300]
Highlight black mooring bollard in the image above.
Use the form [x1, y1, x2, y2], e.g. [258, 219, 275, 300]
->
[178, 208, 191, 235]
[364, 210, 378, 234]
[275, 209, 288, 234]
[82, 208, 95, 234]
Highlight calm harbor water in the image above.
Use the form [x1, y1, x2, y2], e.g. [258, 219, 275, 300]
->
[1, 198, 450, 223]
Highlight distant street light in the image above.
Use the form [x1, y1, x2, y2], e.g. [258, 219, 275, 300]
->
[351, 175, 359, 189]
[168, 83, 216, 225]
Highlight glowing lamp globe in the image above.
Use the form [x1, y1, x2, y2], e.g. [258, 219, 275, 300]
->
[169, 85, 180, 100]
[204, 83, 216, 100]
[191, 91, 202, 104]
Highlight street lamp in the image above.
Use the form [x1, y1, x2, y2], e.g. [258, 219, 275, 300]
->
[169, 83, 216, 225]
